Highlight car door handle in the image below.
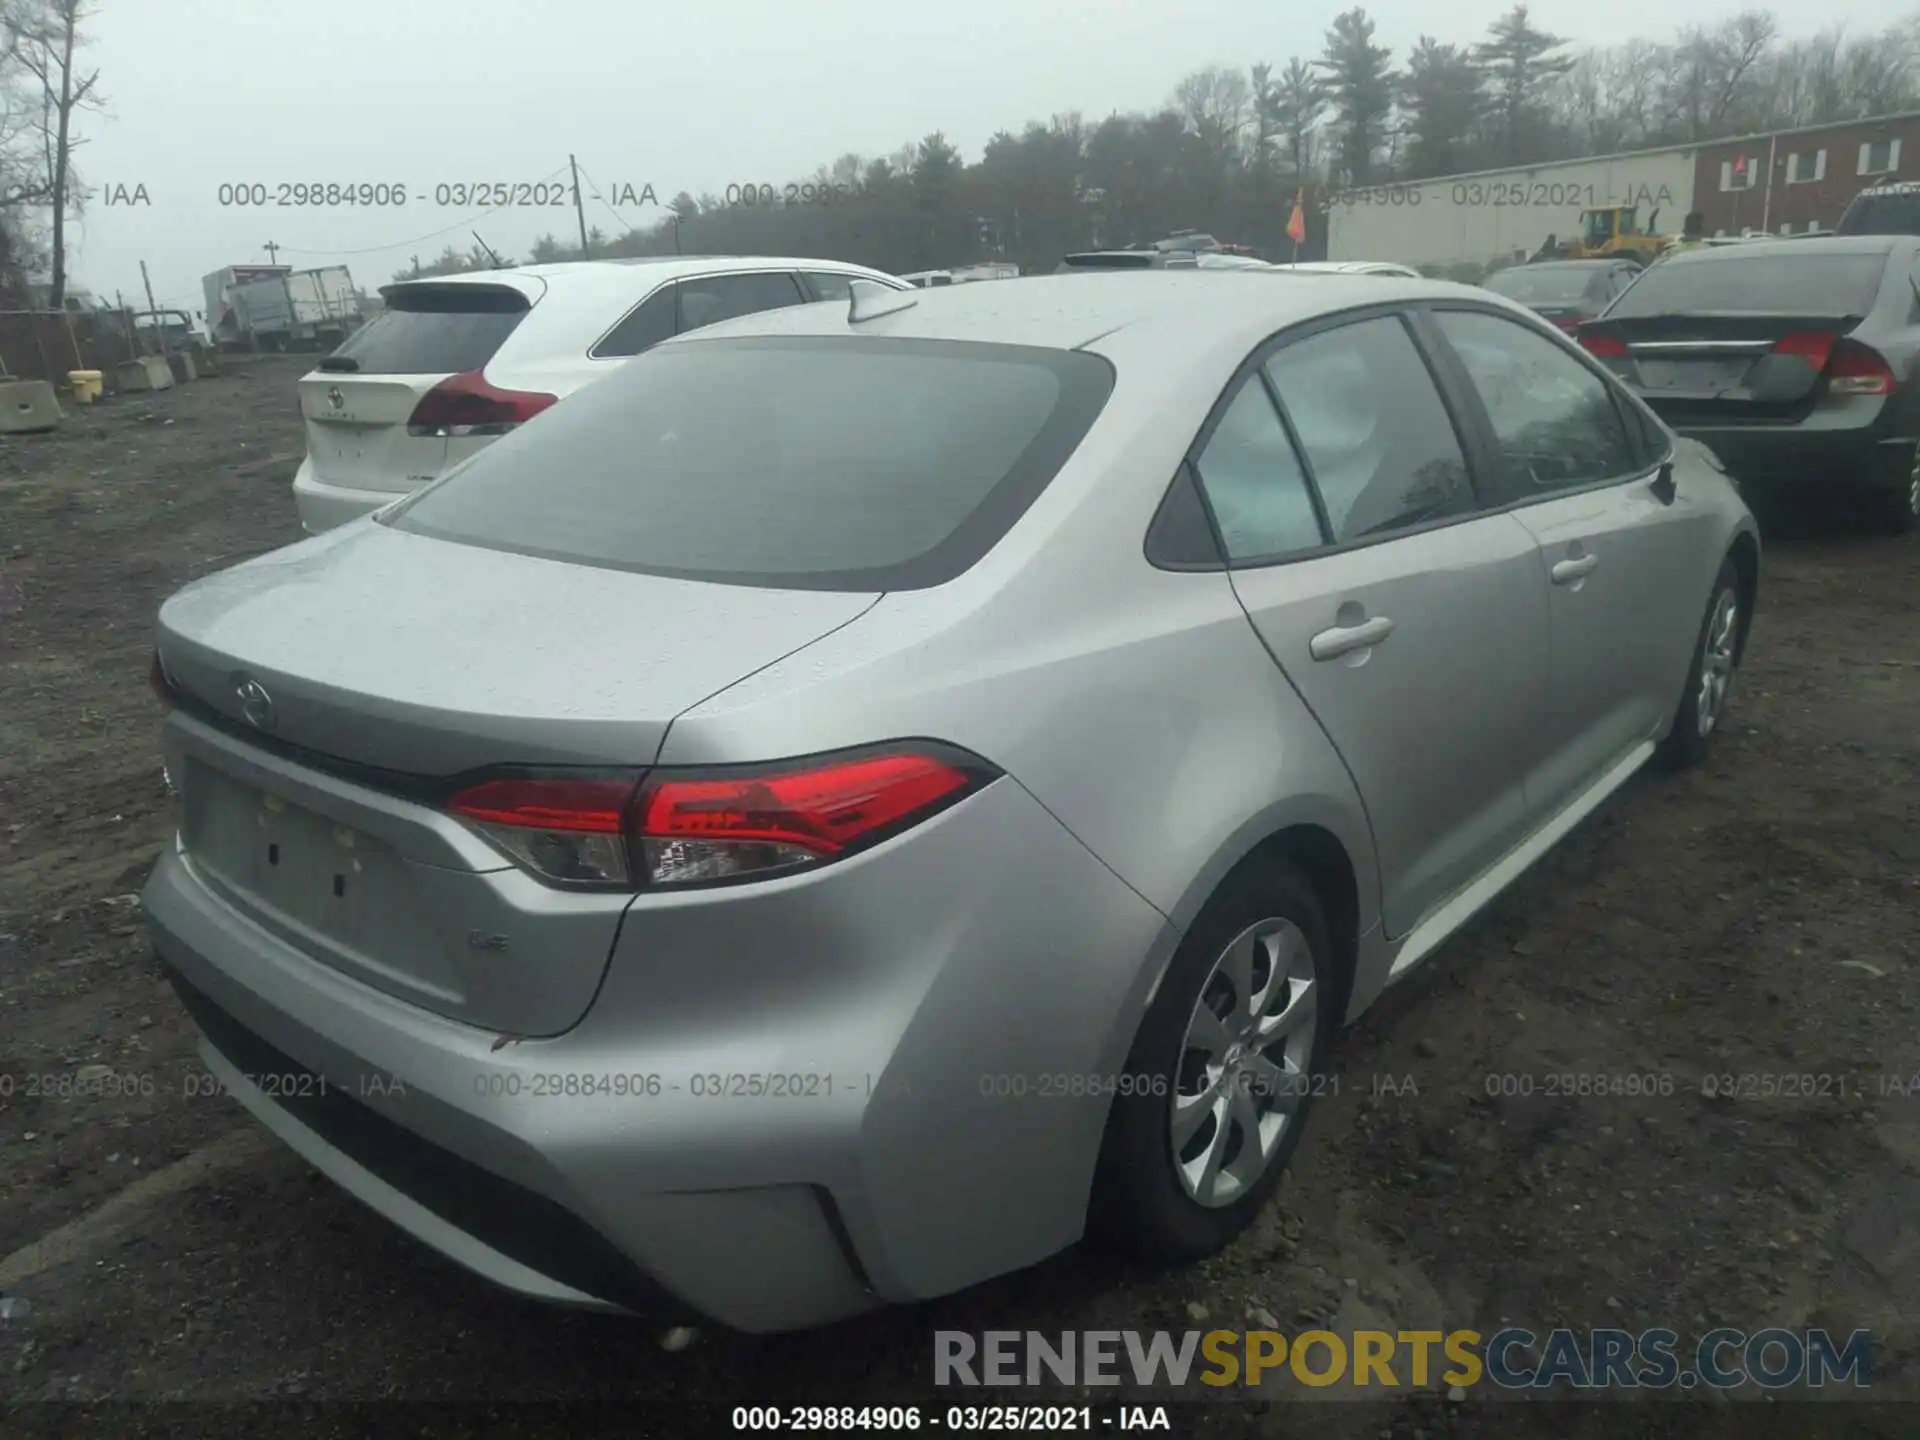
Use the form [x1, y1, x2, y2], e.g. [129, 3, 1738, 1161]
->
[1309, 615, 1395, 661]
[1551, 554, 1600, 585]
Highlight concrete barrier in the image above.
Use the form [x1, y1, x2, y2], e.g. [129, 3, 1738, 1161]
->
[115, 355, 175, 392]
[165, 350, 198, 384]
[0, 378, 62, 433]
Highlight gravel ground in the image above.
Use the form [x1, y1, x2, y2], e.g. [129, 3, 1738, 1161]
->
[0, 360, 1916, 1437]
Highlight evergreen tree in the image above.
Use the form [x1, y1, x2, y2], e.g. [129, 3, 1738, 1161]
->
[1317, 9, 1397, 187]
[1476, 5, 1575, 164]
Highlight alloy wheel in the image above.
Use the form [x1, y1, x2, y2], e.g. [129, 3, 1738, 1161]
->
[1696, 586, 1739, 738]
[1171, 917, 1318, 1208]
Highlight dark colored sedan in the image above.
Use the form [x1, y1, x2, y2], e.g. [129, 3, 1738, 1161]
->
[1578, 235, 1920, 534]
[1484, 259, 1643, 332]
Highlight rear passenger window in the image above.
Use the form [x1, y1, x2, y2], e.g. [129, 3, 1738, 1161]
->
[1432, 310, 1637, 494]
[804, 272, 857, 302]
[676, 272, 807, 333]
[593, 285, 676, 358]
[1263, 317, 1476, 543]
[1192, 379, 1324, 561]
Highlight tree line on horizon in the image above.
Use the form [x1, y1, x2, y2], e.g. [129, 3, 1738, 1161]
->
[388, 6, 1920, 283]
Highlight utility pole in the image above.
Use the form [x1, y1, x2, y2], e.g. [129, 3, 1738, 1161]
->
[570, 154, 591, 259]
[269, 243, 299, 354]
[472, 231, 503, 268]
[115, 290, 138, 358]
[139, 260, 161, 356]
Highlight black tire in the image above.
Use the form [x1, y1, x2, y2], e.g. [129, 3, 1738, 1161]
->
[1858, 479, 1918, 536]
[1658, 557, 1743, 770]
[1089, 859, 1337, 1263]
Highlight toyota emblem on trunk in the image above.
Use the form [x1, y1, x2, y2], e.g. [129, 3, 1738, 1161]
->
[235, 677, 276, 730]
[326, 386, 345, 410]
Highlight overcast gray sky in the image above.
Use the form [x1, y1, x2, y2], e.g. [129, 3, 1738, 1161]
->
[64, 0, 1896, 310]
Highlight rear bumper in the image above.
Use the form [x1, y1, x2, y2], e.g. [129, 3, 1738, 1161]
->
[142, 775, 1175, 1331]
[291, 457, 413, 534]
[1662, 418, 1911, 490]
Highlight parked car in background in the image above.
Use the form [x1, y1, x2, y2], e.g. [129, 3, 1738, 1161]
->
[1834, 179, 1920, 237]
[1484, 259, 1643, 332]
[291, 256, 910, 533]
[1578, 234, 1920, 533]
[145, 270, 1757, 1333]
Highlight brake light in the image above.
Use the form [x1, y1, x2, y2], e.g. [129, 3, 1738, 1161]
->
[1773, 330, 1836, 370]
[1828, 339, 1896, 396]
[635, 750, 983, 886]
[446, 746, 997, 889]
[406, 371, 557, 438]
[1579, 331, 1627, 358]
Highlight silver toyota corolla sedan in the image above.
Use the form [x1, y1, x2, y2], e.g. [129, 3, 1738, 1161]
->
[142, 270, 1759, 1333]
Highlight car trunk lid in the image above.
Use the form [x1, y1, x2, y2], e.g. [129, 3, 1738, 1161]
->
[156, 521, 878, 777]
[1583, 312, 1868, 417]
[156, 524, 877, 1034]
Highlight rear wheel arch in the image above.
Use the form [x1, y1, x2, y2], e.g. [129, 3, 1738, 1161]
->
[1726, 531, 1760, 665]
[1197, 824, 1362, 1030]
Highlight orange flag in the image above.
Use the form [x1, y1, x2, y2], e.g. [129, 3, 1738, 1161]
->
[1286, 190, 1307, 245]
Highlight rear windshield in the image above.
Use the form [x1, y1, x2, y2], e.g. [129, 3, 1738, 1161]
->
[384, 336, 1115, 591]
[325, 284, 530, 374]
[1836, 191, 1920, 236]
[1605, 253, 1887, 318]
[1487, 266, 1608, 304]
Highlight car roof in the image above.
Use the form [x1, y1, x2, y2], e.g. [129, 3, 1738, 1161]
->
[665, 268, 1477, 363]
[1280, 261, 1416, 274]
[383, 254, 895, 299]
[1658, 234, 1911, 264]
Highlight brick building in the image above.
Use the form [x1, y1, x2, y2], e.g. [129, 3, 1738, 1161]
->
[1693, 110, 1920, 237]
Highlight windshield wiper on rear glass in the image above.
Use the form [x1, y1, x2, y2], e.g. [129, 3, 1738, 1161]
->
[316, 356, 359, 372]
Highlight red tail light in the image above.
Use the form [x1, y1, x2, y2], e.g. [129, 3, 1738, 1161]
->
[1828, 339, 1895, 396]
[1579, 331, 1627, 359]
[406, 371, 557, 438]
[1773, 330, 1836, 369]
[448, 773, 638, 886]
[446, 746, 997, 890]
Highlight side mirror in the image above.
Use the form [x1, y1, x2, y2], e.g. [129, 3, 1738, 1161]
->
[1649, 460, 1676, 506]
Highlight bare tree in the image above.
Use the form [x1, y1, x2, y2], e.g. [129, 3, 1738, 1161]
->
[1665, 11, 1775, 140]
[1173, 64, 1253, 160]
[8, 0, 100, 310]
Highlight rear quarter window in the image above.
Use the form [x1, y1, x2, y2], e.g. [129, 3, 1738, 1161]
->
[327, 284, 530, 374]
[1606, 253, 1888, 317]
[385, 336, 1115, 591]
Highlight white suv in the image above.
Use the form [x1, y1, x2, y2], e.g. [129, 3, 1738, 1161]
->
[291, 255, 911, 532]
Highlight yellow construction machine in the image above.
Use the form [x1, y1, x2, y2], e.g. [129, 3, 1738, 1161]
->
[1544, 205, 1676, 265]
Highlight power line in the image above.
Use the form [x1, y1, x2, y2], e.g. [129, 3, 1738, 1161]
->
[571, 160, 650, 238]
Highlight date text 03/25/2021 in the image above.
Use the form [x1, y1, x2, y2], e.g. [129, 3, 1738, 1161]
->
[211, 181, 659, 209]
[1326, 181, 1677, 210]
[729, 1405, 1172, 1432]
